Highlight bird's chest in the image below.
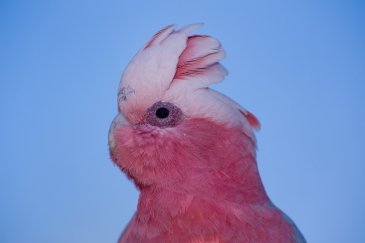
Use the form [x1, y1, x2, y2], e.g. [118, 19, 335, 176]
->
[120, 198, 296, 243]
[120, 197, 245, 243]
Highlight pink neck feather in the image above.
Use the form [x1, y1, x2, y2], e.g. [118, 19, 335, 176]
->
[114, 118, 270, 206]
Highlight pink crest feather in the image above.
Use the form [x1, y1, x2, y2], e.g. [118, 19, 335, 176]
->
[144, 24, 176, 48]
[174, 35, 226, 80]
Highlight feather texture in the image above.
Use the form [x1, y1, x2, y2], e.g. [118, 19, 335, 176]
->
[109, 24, 306, 243]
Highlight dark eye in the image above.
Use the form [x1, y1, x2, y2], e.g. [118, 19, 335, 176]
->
[156, 107, 169, 119]
[144, 101, 183, 128]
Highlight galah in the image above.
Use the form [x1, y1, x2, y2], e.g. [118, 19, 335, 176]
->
[108, 24, 306, 243]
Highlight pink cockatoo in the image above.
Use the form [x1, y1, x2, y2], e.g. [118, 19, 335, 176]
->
[108, 24, 306, 243]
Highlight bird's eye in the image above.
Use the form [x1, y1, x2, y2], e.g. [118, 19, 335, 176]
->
[144, 101, 183, 128]
[156, 107, 169, 119]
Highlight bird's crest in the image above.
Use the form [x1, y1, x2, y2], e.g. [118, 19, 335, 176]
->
[117, 24, 259, 134]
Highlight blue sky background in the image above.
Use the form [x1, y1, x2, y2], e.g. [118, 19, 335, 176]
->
[1, 1, 364, 242]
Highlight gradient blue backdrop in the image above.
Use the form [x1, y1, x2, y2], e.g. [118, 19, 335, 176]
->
[1, 1, 364, 242]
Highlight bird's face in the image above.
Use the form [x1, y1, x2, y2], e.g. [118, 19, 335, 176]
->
[109, 106, 236, 188]
[108, 99, 186, 187]
[108, 24, 260, 188]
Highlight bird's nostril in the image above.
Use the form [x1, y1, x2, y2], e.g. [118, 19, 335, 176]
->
[156, 107, 169, 119]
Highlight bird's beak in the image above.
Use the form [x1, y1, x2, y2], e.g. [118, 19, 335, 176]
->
[108, 113, 130, 151]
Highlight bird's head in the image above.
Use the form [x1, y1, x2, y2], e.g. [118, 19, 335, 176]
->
[109, 24, 260, 189]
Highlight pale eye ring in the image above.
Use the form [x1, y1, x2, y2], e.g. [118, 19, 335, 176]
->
[144, 101, 183, 128]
